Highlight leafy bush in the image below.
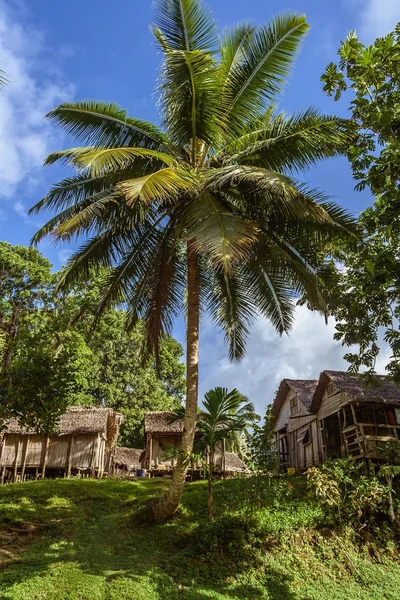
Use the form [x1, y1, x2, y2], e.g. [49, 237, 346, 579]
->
[307, 459, 393, 532]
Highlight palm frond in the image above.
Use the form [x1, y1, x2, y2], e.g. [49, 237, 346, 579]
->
[183, 192, 259, 272]
[220, 23, 255, 79]
[223, 13, 309, 134]
[46, 102, 168, 149]
[224, 109, 353, 173]
[205, 266, 254, 360]
[241, 262, 295, 334]
[45, 146, 178, 173]
[152, 0, 218, 51]
[116, 168, 196, 205]
[207, 166, 334, 223]
[154, 39, 224, 151]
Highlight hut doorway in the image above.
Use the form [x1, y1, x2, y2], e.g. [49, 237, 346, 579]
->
[277, 427, 289, 471]
[322, 414, 342, 459]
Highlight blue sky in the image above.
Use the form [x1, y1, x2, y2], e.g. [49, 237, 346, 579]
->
[1, 0, 399, 414]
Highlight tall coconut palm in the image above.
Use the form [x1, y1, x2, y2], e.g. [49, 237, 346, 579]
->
[30, 0, 357, 521]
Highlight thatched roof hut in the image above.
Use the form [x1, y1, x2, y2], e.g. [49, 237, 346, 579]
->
[114, 447, 144, 471]
[144, 411, 184, 434]
[311, 370, 400, 412]
[272, 379, 318, 417]
[223, 452, 249, 473]
[0, 407, 124, 483]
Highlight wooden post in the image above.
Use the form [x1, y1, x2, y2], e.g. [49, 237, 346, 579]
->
[21, 435, 30, 481]
[66, 435, 74, 478]
[148, 434, 153, 473]
[13, 438, 21, 483]
[91, 434, 101, 477]
[0, 434, 6, 485]
[98, 440, 104, 478]
[41, 436, 50, 479]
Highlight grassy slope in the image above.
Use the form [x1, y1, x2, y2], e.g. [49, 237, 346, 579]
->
[0, 477, 398, 599]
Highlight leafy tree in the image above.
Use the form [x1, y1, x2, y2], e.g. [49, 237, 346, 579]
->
[30, 0, 357, 519]
[0, 242, 93, 429]
[0, 243, 184, 436]
[321, 26, 400, 378]
[249, 406, 277, 473]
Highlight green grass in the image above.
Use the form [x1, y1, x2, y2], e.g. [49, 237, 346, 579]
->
[0, 476, 398, 599]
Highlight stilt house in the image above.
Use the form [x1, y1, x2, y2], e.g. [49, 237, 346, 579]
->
[114, 447, 144, 477]
[0, 407, 123, 482]
[272, 371, 400, 472]
[144, 411, 248, 476]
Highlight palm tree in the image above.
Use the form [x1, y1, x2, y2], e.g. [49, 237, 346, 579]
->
[29, 0, 357, 521]
[196, 387, 258, 520]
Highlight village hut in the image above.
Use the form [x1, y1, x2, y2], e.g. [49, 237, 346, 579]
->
[272, 379, 318, 472]
[272, 371, 400, 472]
[144, 411, 248, 476]
[0, 407, 123, 483]
[144, 411, 184, 473]
[114, 447, 144, 477]
[311, 370, 400, 461]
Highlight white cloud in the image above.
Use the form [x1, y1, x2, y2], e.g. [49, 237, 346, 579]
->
[356, 0, 400, 40]
[198, 306, 389, 418]
[57, 249, 73, 265]
[0, 1, 73, 201]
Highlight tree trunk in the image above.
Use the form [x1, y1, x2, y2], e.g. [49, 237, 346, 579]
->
[152, 244, 200, 522]
[208, 451, 214, 521]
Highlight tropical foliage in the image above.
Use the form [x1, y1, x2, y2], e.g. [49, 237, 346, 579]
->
[0, 242, 185, 438]
[321, 26, 400, 378]
[196, 387, 258, 520]
[31, 0, 357, 519]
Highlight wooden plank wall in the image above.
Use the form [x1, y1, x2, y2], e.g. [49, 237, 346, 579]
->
[0, 432, 108, 481]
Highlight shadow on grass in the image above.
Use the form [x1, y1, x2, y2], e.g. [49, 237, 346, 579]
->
[0, 478, 299, 600]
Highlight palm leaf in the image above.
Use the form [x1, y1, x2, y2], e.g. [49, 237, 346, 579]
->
[153, 0, 218, 51]
[223, 13, 309, 133]
[205, 266, 254, 360]
[183, 192, 259, 272]
[225, 109, 352, 173]
[116, 168, 196, 205]
[46, 102, 168, 149]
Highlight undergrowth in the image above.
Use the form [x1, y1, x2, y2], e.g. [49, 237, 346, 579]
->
[0, 476, 398, 599]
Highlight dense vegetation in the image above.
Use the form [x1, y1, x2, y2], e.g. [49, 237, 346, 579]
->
[30, 0, 357, 518]
[0, 476, 398, 600]
[321, 26, 400, 379]
[0, 242, 185, 445]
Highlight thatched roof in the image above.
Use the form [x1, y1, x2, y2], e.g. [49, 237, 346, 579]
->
[144, 411, 184, 434]
[311, 370, 400, 412]
[222, 452, 249, 473]
[114, 447, 144, 470]
[4, 407, 123, 438]
[272, 379, 318, 417]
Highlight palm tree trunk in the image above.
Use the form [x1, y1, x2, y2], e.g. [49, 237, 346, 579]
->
[152, 244, 199, 522]
[208, 450, 214, 521]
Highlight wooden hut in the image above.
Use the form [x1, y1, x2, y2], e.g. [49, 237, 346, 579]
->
[114, 447, 144, 477]
[143, 411, 248, 476]
[311, 370, 400, 461]
[272, 371, 400, 472]
[0, 407, 123, 483]
[272, 379, 318, 472]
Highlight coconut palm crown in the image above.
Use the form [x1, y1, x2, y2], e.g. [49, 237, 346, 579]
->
[30, 0, 357, 520]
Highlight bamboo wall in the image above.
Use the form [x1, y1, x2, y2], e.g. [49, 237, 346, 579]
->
[0, 432, 111, 483]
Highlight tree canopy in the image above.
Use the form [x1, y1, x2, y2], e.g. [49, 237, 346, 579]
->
[322, 25, 400, 378]
[0, 242, 184, 441]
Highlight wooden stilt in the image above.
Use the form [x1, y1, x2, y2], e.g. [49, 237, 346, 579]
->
[41, 436, 50, 480]
[13, 438, 21, 483]
[66, 435, 74, 478]
[21, 435, 30, 481]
